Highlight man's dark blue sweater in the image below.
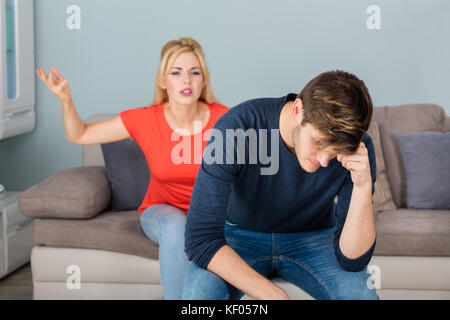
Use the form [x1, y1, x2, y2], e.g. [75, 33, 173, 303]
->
[185, 93, 377, 272]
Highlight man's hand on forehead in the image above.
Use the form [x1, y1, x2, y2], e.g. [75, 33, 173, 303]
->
[336, 142, 372, 189]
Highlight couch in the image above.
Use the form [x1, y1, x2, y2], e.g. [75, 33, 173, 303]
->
[18, 103, 450, 300]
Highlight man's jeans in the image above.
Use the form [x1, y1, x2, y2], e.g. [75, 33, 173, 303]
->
[182, 221, 378, 300]
[140, 204, 189, 300]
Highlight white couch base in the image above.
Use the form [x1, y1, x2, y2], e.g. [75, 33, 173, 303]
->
[31, 246, 450, 300]
[33, 282, 163, 300]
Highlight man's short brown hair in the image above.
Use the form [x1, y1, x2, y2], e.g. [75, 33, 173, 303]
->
[298, 70, 373, 155]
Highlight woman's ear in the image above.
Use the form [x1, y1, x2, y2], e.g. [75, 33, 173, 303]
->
[160, 76, 167, 90]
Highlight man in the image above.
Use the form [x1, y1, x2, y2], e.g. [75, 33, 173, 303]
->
[182, 70, 378, 300]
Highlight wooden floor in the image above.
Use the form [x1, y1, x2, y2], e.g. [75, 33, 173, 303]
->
[0, 263, 33, 300]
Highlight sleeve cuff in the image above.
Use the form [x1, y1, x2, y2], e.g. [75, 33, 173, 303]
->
[185, 239, 227, 270]
[335, 238, 377, 272]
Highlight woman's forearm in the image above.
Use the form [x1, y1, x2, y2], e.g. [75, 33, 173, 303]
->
[60, 98, 86, 144]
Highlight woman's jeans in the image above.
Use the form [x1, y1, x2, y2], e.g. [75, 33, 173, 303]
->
[140, 204, 189, 300]
[182, 222, 379, 300]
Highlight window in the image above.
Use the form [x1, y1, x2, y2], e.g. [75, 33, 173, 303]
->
[6, 0, 17, 100]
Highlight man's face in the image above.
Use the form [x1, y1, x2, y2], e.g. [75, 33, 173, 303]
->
[292, 123, 337, 173]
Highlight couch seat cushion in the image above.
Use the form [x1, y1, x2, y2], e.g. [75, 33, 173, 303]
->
[374, 209, 450, 256]
[32, 210, 158, 260]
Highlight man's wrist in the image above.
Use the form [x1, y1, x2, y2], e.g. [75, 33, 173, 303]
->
[353, 182, 372, 194]
[257, 281, 289, 300]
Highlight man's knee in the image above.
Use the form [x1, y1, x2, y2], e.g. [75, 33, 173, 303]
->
[330, 269, 379, 300]
[332, 285, 378, 300]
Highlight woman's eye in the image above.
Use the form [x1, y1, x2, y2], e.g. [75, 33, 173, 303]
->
[191, 71, 201, 75]
[171, 72, 180, 75]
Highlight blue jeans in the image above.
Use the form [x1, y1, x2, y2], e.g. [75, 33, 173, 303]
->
[140, 204, 189, 300]
[182, 222, 378, 300]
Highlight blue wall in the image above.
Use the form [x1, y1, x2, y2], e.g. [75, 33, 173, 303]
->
[1, 0, 449, 191]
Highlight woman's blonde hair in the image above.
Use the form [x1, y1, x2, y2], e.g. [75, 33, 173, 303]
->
[153, 37, 217, 105]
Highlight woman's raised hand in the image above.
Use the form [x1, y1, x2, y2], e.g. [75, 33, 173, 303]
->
[36, 66, 72, 103]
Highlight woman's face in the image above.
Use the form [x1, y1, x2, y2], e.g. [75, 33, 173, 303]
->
[163, 51, 205, 106]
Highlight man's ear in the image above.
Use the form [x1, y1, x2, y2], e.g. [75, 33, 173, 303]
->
[292, 98, 304, 124]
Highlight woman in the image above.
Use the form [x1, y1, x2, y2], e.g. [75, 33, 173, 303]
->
[36, 37, 229, 299]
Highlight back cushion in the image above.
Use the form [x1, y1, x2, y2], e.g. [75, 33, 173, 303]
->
[367, 121, 396, 212]
[394, 131, 450, 210]
[83, 114, 150, 211]
[372, 104, 447, 208]
[101, 139, 150, 211]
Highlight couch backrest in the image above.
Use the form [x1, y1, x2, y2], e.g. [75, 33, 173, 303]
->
[84, 105, 449, 209]
[83, 114, 117, 167]
[372, 103, 447, 208]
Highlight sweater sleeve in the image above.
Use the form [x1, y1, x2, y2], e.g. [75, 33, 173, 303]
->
[184, 114, 242, 269]
[333, 133, 377, 272]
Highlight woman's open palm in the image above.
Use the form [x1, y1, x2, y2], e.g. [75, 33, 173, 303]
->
[36, 66, 72, 102]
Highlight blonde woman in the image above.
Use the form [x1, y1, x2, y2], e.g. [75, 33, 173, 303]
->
[36, 38, 229, 299]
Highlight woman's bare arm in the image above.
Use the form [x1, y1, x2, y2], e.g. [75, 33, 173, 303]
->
[37, 66, 130, 145]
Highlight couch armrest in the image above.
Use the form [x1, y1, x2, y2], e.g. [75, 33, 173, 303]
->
[18, 166, 111, 219]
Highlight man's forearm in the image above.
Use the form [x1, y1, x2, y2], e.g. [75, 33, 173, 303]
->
[207, 245, 289, 300]
[339, 184, 376, 259]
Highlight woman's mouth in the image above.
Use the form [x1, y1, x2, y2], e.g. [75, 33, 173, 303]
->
[180, 88, 192, 96]
[309, 159, 320, 167]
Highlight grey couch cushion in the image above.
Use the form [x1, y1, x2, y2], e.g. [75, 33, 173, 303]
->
[101, 139, 150, 211]
[367, 121, 396, 212]
[394, 132, 450, 210]
[374, 209, 450, 257]
[19, 166, 111, 219]
[372, 104, 447, 208]
[32, 210, 159, 260]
